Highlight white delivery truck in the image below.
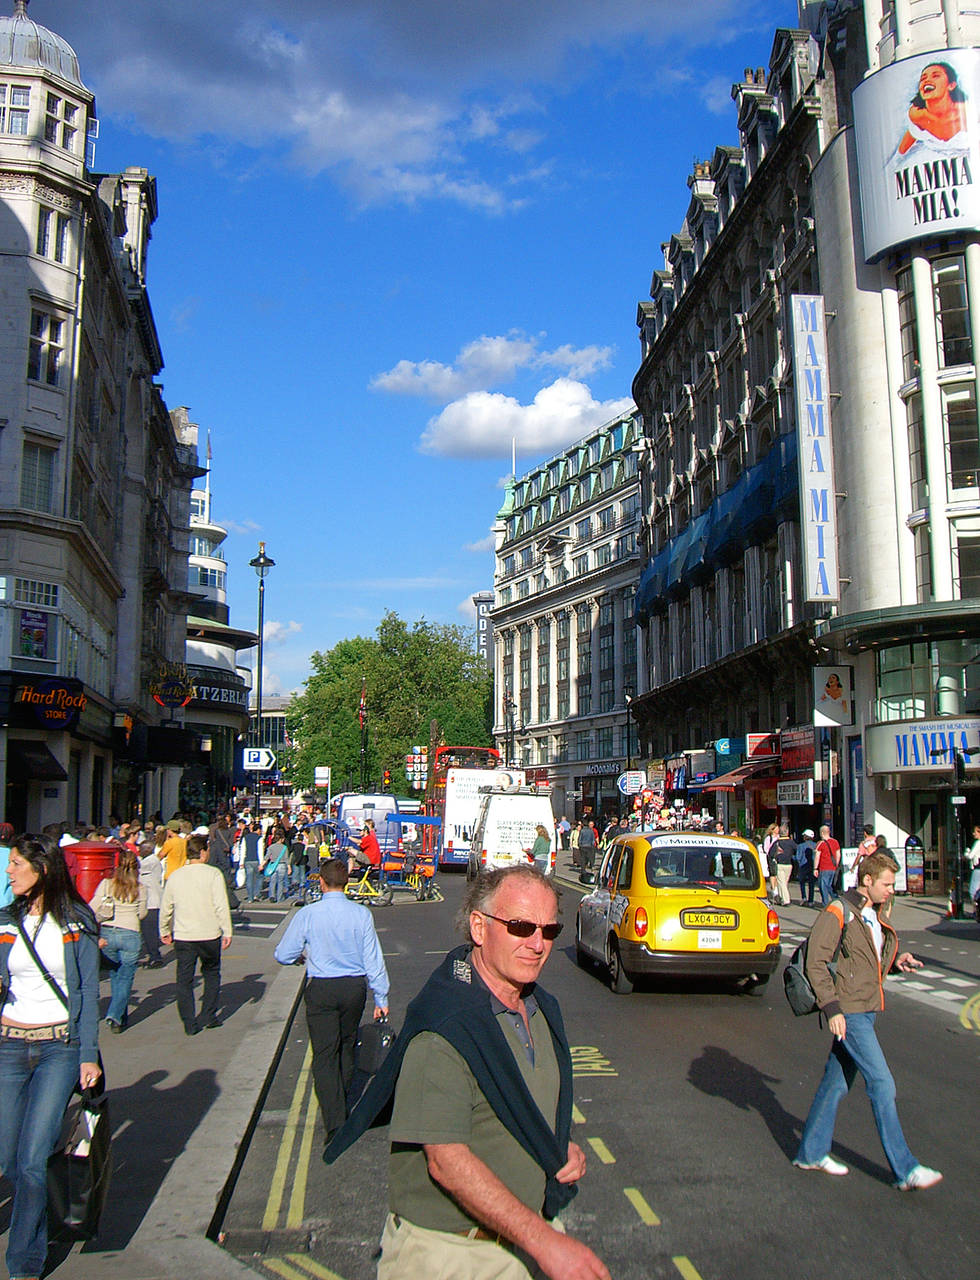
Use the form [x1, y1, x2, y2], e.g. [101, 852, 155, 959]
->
[468, 782, 557, 879]
[438, 767, 525, 868]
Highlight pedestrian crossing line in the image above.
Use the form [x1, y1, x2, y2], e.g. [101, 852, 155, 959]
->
[286, 1082, 321, 1228]
[672, 1256, 706, 1280]
[261, 1259, 318, 1280]
[263, 1041, 314, 1231]
[572, 1103, 586, 1124]
[958, 992, 980, 1034]
[624, 1187, 660, 1225]
[284, 1253, 348, 1280]
[586, 1136, 616, 1164]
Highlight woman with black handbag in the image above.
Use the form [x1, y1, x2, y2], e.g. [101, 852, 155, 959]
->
[0, 834, 101, 1280]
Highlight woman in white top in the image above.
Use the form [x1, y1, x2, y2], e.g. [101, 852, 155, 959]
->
[0, 834, 101, 1280]
[89, 848, 147, 1032]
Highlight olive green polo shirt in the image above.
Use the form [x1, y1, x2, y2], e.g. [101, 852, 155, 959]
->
[388, 995, 561, 1233]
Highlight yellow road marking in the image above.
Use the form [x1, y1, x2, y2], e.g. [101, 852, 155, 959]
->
[286, 1082, 321, 1227]
[571, 1104, 586, 1124]
[624, 1186, 660, 1225]
[958, 991, 980, 1033]
[673, 1257, 705, 1280]
[263, 1041, 313, 1231]
[263, 1260, 317, 1280]
[284, 1254, 348, 1280]
[586, 1136, 616, 1164]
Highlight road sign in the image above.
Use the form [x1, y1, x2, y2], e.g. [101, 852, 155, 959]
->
[616, 770, 647, 795]
[243, 747, 276, 771]
[314, 765, 331, 785]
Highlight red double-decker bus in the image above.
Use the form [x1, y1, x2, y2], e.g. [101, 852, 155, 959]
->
[426, 745, 502, 868]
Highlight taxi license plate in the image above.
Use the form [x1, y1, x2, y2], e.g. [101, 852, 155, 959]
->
[681, 909, 737, 929]
[698, 931, 722, 949]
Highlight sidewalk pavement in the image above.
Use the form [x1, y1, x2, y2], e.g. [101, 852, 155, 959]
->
[0, 904, 306, 1280]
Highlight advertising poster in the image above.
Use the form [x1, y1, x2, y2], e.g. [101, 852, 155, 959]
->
[814, 665, 854, 726]
[854, 49, 980, 261]
[19, 608, 48, 659]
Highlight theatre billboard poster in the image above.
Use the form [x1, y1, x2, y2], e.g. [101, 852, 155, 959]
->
[853, 49, 980, 261]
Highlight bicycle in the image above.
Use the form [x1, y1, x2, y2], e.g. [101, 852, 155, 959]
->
[344, 862, 393, 907]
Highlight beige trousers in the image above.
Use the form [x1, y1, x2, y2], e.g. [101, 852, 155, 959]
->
[377, 1212, 545, 1280]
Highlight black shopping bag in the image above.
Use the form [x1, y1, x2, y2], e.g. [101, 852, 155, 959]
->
[47, 1080, 113, 1242]
[355, 1016, 397, 1076]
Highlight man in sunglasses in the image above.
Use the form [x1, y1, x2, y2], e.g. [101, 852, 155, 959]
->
[324, 866, 608, 1279]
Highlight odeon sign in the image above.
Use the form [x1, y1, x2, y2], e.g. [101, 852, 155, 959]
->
[865, 718, 980, 774]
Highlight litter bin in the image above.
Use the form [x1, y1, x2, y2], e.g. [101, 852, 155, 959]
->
[69, 841, 118, 903]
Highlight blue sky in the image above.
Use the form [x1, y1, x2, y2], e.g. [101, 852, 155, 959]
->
[34, 0, 800, 694]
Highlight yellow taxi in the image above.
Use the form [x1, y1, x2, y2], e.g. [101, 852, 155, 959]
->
[574, 830, 780, 993]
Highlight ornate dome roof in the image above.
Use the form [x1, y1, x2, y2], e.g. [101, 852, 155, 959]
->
[0, 1, 85, 91]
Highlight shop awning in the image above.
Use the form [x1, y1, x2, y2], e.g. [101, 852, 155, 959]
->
[6, 740, 68, 782]
[701, 758, 778, 792]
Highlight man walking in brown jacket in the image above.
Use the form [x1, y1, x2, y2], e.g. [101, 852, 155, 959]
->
[793, 850, 942, 1190]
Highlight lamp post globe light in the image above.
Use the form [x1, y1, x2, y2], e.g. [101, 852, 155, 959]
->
[249, 541, 275, 817]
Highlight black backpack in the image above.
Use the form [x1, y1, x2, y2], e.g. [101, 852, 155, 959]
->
[783, 910, 847, 1016]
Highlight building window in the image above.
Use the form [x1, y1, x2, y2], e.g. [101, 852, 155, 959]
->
[537, 689, 550, 721]
[616, 532, 636, 558]
[597, 726, 614, 757]
[499, 586, 511, 605]
[933, 254, 972, 368]
[942, 384, 980, 492]
[876, 642, 931, 721]
[577, 633, 591, 677]
[196, 566, 226, 591]
[599, 598, 614, 626]
[502, 554, 515, 575]
[557, 687, 570, 719]
[0, 84, 30, 135]
[955, 537, 980, 599]
[897, 265, 918, 382]
[599, 506, 614, 531]
[517, 579, 529, 599]
[623, 626, 637, 674]
[555, 733, 568, 762]
[595, 544, 612, 567]
[28, 310, 64, 385]
[574, 730, 591, 761]
[557, 611, 569, 639]
[577, 679, 592, 716]
[576, 518, 591, 543]
[599, 676, 615, 711]
[520, 546, 533, 568]
[36, 206, 51, 256]
[907, 394, 927, 510]
[14, 578, 58, 608]
[573, 554, 589, 577]
[599, 631, 615, 671]
[20, 443, 56, 512]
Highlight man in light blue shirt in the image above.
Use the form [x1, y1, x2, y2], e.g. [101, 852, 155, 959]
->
[275, 858, 389, 1146]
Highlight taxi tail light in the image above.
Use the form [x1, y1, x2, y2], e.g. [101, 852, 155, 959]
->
[634, 906, 648, 938]
[766, 908, 780, 941]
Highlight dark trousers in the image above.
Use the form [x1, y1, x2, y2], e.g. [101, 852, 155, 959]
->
[140, 907, 161, 962]
[304, 975, 366, 1135]
[175, 937, 222, 1032]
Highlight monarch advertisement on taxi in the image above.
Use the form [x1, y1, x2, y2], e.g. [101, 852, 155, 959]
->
[853, 49, 980, 261]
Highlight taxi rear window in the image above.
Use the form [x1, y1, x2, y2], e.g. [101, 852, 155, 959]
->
[644, 844, 761, 891]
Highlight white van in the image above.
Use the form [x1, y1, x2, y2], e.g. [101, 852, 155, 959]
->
[336, 793, 400, 853]
[468, 785, 556, 879]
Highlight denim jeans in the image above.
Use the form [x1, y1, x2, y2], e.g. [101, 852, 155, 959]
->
[100, 924, 142, 1024]
[244, 861, 261, 901]
[818, 869, 837, 905]
[796, 1011, 917, 1180]
[268, 863, 289, 902]
[0, 1036, 80, 1278]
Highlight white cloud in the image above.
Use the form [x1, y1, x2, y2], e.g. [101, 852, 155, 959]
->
[700, 73, 735, 116]
[221, 518, 262, 535]
[371, 332, 613, 399]
[420, 379, 634, 458]
[263, 619, 303, 645]
[464, 533, 496, 553]
[45, 0, 759, 210]
[457, 596, 479, 623]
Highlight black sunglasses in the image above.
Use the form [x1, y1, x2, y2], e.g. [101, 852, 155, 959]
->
[481, 912, 562, 941]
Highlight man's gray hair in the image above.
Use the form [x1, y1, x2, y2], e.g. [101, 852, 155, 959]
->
[455, 866, 560, 942]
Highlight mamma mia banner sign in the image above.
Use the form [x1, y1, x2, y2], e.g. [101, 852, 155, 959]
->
[791, 295, 840, 603]
[865, 717, 980, 775]
[854, 49, 980, 261]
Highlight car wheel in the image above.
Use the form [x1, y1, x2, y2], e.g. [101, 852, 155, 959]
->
[607, 937, 634, 994]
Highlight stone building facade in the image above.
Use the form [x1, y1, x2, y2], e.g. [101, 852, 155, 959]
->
[632, 0, 980, 891]
[0, 2, 198, 827]
[491, 410, 642, 823]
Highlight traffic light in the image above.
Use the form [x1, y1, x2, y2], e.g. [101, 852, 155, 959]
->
[383, 768, 391, 791]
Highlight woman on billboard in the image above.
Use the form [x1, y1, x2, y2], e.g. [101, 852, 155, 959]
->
[898, 61, 969, 155]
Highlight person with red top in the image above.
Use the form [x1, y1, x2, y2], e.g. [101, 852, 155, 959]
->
[815, 824, 841, 906]
[349, 819, 382, 875]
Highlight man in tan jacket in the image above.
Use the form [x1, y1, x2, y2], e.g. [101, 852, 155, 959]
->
[160, 834, 232, 1035]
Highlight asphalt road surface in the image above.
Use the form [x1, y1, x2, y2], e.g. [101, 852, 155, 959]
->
[221, 876, 980, 1280]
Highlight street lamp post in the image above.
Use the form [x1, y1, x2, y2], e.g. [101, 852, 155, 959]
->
[503, 688, 516, 767]
[249, 541, 275, 818]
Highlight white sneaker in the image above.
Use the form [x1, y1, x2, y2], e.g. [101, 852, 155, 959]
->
[896, 1165, 943, 1191]
[793, 1155, 849, 1176]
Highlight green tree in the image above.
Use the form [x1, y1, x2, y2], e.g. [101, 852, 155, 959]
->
[286, 612, 491, 796]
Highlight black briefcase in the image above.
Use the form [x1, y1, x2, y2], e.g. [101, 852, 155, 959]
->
[355, 1015, 397, 1075]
